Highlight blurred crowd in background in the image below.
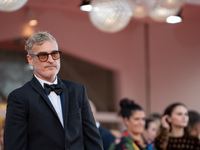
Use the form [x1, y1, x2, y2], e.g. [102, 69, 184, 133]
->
[90, 98, 200, 150]
[0, 98, 200, 150]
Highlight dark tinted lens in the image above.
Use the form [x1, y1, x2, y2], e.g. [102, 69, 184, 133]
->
[38, 52, 48, 61]
[52, 51, 61, 60]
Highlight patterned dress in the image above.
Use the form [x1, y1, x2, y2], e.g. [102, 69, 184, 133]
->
[155, 127, 200, 150]
[109, 131, 155, 150]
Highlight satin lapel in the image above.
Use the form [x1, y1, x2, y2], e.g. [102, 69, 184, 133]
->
[60, 93, 65, 125]
[30, 76, 59, 119]
[59, 79, 69, 129]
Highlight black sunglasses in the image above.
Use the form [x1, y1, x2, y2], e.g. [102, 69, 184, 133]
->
[29, 50, 62, 62]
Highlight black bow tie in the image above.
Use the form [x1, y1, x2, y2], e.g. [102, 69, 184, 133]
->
[44, 82, 63, 95]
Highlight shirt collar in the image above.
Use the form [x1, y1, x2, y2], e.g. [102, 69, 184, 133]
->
[34, 74, 58, 89]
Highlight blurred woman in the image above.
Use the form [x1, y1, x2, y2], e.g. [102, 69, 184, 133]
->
[149, 113, 161, 132]
[143, 118, 158, 142]
[109, 98, 155, 150]
[155, 102, 200, 150]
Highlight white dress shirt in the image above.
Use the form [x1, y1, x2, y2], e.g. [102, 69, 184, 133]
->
[34, 75, 64, 127]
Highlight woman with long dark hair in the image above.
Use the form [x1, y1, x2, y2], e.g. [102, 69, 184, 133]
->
[109, 98, 155, 150]
[155, 102, 200, 150]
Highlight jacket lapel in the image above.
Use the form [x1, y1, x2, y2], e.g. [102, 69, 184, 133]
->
[59, 79, 69, 129]
[30, 76, 60, 121]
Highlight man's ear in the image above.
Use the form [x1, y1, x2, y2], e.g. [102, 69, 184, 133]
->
[27, 54, 33, 66]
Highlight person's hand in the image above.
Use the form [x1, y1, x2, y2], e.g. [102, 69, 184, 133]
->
[161, 115, 170, 130]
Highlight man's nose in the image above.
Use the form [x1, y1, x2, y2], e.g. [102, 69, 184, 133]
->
[47, 54, 54, 62]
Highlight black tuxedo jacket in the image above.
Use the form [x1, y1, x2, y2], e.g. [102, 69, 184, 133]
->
[4, 76, 103, 150]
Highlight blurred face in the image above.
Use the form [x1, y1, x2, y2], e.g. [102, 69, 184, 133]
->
[145, 121, 158, 141]
[125, 110, 145, 135]
[168, 105, 189, 128]
[27, 40, 60, 83]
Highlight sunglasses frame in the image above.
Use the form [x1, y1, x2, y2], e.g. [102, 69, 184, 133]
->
[29, 50, 62, 62]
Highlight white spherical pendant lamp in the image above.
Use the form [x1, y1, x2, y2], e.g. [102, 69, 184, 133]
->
[131, 0, 156, 19]
[89, 0, 133, 33]
[157, 0, 186, 9]
[149, 5, 181, 22]
[0, 0, 28, 12]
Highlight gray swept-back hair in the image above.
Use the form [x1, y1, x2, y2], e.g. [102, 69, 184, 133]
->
[25, 31, 57, 54]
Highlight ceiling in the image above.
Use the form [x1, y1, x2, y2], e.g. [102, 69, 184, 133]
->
[26, 0, 200, 7]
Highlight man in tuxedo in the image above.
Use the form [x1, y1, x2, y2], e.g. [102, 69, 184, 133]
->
[4, 32, 103, 150]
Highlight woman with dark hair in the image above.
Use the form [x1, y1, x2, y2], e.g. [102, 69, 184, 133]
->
[155, 102, 200, 150]
[109, 98, 155, 150]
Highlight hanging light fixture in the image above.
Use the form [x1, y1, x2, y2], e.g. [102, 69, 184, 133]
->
[149, 4, 181, 22]
[0, 0, 28, 12]
[131, 0, 157, 19]
[166, 8, 182, 24]
[166, 15, 182, 24]
[85, 0, 186, 33]
[80, 0, 92, 12]
[157, 0, 186, 9]
[89, 0, 133, 33]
